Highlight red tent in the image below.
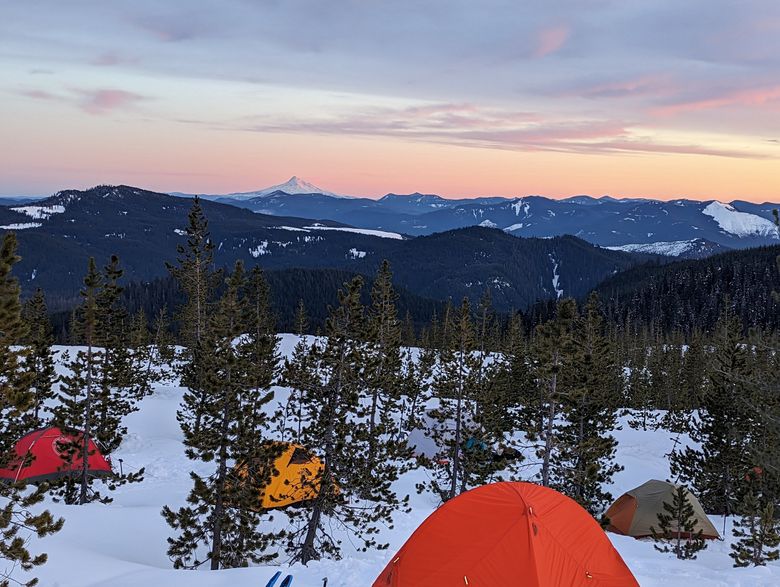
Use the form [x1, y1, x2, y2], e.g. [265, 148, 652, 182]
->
[373, 481, 638, 587]
[0, 427, 112, 484]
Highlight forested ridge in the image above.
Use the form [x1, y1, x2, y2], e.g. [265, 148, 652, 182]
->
[594, 245, 780, 334]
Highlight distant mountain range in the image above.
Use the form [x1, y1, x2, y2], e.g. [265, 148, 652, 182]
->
[169, 177, 779, 255]
[0, 184, 652, 312]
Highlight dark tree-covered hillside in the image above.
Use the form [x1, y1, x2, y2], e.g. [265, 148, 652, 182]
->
[594, 246, 780, 334]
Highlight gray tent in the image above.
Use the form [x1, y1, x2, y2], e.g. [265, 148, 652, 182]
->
[605, 479, 720, 539]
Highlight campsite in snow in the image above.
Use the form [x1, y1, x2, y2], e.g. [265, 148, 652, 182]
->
[4, 1, 780, 585]
[2, 329, 780, 587]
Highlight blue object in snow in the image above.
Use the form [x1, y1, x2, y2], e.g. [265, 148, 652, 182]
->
[280, 574, 293, 587]
[265, 571, 282, 587]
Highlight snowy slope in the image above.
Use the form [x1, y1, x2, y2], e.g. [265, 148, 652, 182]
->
[23, 339, 780, 587]
[702, 201, 779, 238]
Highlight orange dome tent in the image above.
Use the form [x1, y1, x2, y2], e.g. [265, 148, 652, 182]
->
[373, 481, 638, 587]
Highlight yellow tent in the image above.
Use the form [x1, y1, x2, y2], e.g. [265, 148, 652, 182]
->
[235, 442, 328, 510]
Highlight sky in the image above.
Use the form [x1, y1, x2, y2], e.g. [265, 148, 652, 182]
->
[1, 0, 780, 201]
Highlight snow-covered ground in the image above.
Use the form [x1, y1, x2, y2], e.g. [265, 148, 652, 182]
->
[25, 337, 780, 586]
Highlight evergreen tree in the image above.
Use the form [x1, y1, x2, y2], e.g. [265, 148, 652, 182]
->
[129, 308, 156, 389]
[671, 305, 754, 515]
[551, 293, 622, 515]
[651, 484, 708, 560]
[469, 312, 531, 483]
[93, 256, 147, 453]
[163, 261, 282, 570]
[669, 329, 707, 432]
[20, 288, 57, 430]
[731, 474, 780, 567]
[241, 266, 280, 446]
[285, 278, 408, 564]
[531, 298, 578, 487]
[150, 306, 176, 370]
[166, 197, 220, 436]
[625, 345, 660, 432]
[166, 196, 218, 350]
[280, 301, 316, 443]
[401, 309, 416, 346]
[364, 261, 406, 463]
[0, 233, 63, 586]
[423, 298, 493, 501]
[53, 257, 143, 504]
[53, 258, 103, 505]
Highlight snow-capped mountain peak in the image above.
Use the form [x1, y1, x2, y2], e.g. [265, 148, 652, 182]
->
[227, 177, 351, 200]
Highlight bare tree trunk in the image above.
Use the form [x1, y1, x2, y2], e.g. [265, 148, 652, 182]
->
[541, 366, 558, 487]
[449, 346, 465, 501]
[210, 371, 231, 570]
[79, 344, 94, 505]
[301, 339, 344, 564]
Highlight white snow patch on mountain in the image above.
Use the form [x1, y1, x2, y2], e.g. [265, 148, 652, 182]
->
[702, 201, 779, 238]
[274, 226, 311, 232]
[479, 219, 497, 228]
[510, 199, 530, 217]
[549, 254, 563, 299]
[248, 241, 270, 257]
[304, 225, 403, 240]
[11, 204, 65, 220]
[606, 240, 701, 257]
[504, 223, 524, 231]
[0, 222, 42, 230]
[228, 177, 352, 200]
[347, 248, 366, 259]
[173, 229, 187, 236]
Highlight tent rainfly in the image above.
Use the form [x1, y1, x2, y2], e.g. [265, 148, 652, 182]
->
[234, 442, 329, 510]
[605, 479, 720, 539]
[0, 427, 112, 484]
[373, 481, 639, 586]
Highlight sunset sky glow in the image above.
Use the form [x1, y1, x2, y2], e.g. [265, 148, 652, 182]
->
[2, 1, 779, 201]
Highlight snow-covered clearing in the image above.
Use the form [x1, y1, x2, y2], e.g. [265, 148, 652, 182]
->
[303, 225, 403, 240]
[10, 205, 65, 220]
[606, 240, 701, 257]
[0, 222, 42, 230]
[24, 337, 780, 587]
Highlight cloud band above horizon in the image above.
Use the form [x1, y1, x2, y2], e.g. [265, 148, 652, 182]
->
[1, 0, 779, 201]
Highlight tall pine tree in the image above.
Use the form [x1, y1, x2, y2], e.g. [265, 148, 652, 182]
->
[166, 197, 220, 436]
[671, 305, 754, 516]
[53, 257, 143, 504]
[284, 278, 408, 564]
[0, 233, 63, 586]
[163, 261, 282, 570]
[19, 288, 56, 431]
[531, 298, 578, 488]
[551, 293, 622, 515]
[423, 298, 493, 501]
